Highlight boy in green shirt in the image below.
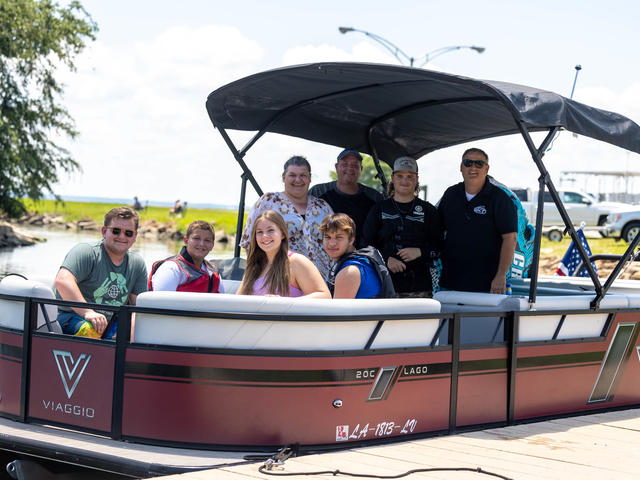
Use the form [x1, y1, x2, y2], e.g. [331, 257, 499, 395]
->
[54, 207, 147, 338]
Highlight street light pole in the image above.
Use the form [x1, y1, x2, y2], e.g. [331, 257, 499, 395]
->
[338, 26, 485, 67]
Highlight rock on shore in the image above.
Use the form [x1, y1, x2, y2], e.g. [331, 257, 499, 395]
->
[5, 212, 235, 245]
[539, 254, 640, 280]
[0, 221, 40, 248]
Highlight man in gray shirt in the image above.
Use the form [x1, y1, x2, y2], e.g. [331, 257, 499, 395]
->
[54, 206, 147, 338]
[309, 149, 383, 247]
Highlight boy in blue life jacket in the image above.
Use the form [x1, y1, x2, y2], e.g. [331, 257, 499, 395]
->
[321, 213, 395, 299]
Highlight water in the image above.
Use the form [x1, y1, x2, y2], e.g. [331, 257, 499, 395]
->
[0, 225, 235, 285]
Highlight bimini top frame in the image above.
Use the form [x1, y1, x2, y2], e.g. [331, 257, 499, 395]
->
[205, 62, 640, 307]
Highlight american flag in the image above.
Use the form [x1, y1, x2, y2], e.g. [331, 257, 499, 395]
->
[555, 228, 597, 277]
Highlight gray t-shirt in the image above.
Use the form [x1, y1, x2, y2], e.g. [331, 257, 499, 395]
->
[55, 241, 148, 314]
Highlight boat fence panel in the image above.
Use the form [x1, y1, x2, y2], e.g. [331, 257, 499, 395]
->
[557, 314, 609, 340]
[513, 314, 640, 421]
[28, 335, 115, 433]
[0, 276, 57, 331]
[0, 329, 22, 417]
[369, 318, 442, 349]
[134, 292, 442, 350]
[519, 314, 562, 341]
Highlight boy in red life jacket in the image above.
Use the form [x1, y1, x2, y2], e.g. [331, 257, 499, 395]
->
[149, 221, 222, 293]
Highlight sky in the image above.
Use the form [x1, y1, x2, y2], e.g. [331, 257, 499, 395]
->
[53, 0, 640, 207]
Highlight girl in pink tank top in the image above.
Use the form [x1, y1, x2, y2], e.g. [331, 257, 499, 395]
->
[236, 210, 329, 299]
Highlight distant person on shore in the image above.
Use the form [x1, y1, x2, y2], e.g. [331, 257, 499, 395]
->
[53, 207, 148, 339]
[237, 210, 330, 298]
[240, 156, 333, 280]
[149, 220, 223, 293]
[132, 196, 143, 211]
[169, 199, 183, 217]
[310, 149, 383, 247]
[320, 213, 395, 299]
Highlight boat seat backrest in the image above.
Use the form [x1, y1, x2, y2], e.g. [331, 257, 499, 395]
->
[434, 290, 629, 312]
[434, 290, 628, 342]
[0, 276, 60, 332]
[134, 292, 442, 350]
[220, 279, 241, 294]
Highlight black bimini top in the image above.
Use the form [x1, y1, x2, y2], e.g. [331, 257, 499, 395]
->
[206, 62, 640, 166]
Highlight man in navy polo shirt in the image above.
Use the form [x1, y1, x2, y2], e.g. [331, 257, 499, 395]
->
[438, 148, 517, 293]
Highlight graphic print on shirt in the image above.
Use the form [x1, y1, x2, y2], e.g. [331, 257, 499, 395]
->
[92, 272, 128, 305]
[473, 206, 487, 215]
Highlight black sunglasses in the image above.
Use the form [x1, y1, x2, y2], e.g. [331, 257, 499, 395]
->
[105, 226, 135, 238]
[462, 159, 487, 168]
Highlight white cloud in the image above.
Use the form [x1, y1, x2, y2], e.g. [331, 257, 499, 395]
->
[55, 25, 265, 207]
[282, 40, 392, 65]
[53, 25, 640, 211]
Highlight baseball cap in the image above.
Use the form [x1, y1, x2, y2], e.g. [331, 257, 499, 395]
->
[337, 149, 363, 162]
[393, 156, 418, 173]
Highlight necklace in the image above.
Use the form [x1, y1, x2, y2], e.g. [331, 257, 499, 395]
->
[391, 197, 416, 226]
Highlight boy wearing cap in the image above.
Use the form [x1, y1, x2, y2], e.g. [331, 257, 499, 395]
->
[309, 149, 383, 247]
[362, 156, 443, 297]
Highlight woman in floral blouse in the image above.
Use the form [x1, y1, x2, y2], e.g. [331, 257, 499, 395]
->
[240, 156, 333, 280]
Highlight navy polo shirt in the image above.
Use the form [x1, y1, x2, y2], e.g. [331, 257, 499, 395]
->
[438, 180, 517, 292]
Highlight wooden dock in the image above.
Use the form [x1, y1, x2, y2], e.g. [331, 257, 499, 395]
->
[160, 408, 640, 480]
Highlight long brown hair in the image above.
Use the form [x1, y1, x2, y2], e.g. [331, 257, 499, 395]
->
[239, 210, 290, 296]
[386, 172, 420, 197]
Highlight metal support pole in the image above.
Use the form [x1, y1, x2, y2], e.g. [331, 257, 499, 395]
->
[591, 232, 640, 308]
[216, 127, 263, 197]
[516, 124, 603, 306]
[507, 312, 518, 424]
[19, 298, 36, 422]
[111, 307, 131, 440]
[234, 174, 248, 258]
[367, 130, 389, 194]
[448, 314, 460, 434]
[570, 65, 582, 100]
[528, 176, 547, 305]
[215, 126, 262, 259]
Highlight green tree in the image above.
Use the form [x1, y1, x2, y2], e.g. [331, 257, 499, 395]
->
[330, 154, 391, 193]
[0, 0, 97, 216]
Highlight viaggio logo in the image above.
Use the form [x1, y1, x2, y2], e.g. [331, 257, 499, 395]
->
[52, 349, 92, 399]
[48, 350, 96, 419]
[41, 400, 95, 418]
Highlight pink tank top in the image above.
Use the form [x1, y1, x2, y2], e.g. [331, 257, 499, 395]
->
[251, 252, 303, 297]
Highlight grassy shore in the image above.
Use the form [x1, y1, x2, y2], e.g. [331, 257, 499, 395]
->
[541, 235, 628, 257]
[19, 199, 631, 255]
[23, 199, 241, 234]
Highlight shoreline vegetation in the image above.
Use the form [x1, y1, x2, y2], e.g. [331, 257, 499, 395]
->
[2, 199, 639, 279]
[1, 199, 242, 248]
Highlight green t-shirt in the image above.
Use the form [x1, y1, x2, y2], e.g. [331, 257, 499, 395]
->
[55, 241, 148, 314]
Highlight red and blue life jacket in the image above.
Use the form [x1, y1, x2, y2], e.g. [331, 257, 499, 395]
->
[148, 246, 220, 293]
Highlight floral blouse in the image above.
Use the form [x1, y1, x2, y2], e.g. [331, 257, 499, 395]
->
[240, 192, 333, 280]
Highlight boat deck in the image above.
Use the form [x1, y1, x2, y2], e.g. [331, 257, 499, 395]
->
[0, 417, 261, 478]
[159, 408, 640, 480]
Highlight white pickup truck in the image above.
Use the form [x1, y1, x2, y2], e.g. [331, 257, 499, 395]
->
[605, 210, 640, 243]
[512, 188, 629, 240]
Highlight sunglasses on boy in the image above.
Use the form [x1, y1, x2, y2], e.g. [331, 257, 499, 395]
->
[105, 226, 136, 238]
[462, 159, 487, 168]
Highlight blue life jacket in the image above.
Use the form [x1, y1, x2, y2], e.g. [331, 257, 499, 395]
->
[488, 176, 535, 279]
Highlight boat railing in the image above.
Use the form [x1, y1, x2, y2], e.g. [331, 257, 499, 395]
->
[1, 284, 632, 448]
